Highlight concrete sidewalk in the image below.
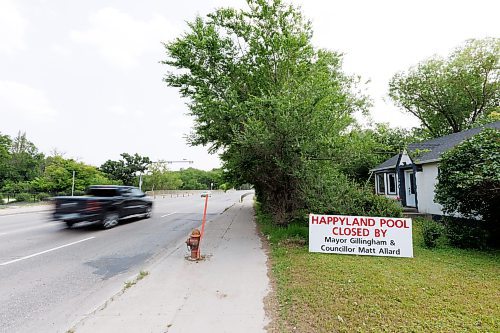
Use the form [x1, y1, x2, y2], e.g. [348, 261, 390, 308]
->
[0, 203, 52, 216]
[74, 196, 270, 333]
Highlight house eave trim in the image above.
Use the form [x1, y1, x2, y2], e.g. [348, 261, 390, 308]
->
[369, 165, 397, 173]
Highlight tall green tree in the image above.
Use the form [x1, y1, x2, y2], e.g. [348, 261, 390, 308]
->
[8, 132, 44, 183]
[0, 133, 12, 188]
[100, 153, 151, 185]
[143, 161, 182, 191]
[332, 124, 424, 182]
[389, 38, 500, 138]
[31, 156, 117, 193]
[163, 0, 368, 224]
[435, 128, 500, 225]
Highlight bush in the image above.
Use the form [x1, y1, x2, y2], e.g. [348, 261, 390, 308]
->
[443, 217, 491, 249]
[421, 218, 444, 248]
[435, 128, 500, 224]
[36, 192, 51, 201]
[303, 168, 403, 218]
[256, 203, 308, 245]
[15, 192, 33, 202]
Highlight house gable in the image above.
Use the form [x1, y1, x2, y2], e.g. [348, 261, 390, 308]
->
[370, 121, 500, 215]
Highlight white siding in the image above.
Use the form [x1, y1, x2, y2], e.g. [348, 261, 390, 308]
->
[416, 163, 443, 215]
[398, 153, 412, 167]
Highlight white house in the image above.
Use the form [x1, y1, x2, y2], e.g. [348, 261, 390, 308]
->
[370, 121, 500, 216]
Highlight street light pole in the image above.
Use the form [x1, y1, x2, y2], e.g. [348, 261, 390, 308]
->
[71, 171, 75, 196]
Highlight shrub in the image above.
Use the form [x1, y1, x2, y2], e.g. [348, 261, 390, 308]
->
[443, 217, 491, 249]
[256, 203, 308, 245]
[15, 192, 33, 202]
[36, 192, 51, 201]
[421, 218, 444, 248]
[303, 168, 403, 218]
[435, 128, 499, 224]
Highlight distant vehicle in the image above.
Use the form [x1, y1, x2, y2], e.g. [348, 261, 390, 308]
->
[200, 191, 212, 198]
[53, 185, 153, 229]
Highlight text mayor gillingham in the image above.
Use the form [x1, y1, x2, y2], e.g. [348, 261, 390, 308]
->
[309, 214, 413, 258]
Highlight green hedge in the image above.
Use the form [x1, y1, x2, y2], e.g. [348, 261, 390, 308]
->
[15, 193, 33, 202]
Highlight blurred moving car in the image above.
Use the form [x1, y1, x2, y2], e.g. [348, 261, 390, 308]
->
[53, 185, 153, 229]
[200, 191, 212, 198]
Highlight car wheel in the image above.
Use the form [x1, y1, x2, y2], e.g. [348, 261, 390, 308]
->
[66, 221, 74, 228]
[144, 206, 152, 219]
[102, 212, 119, 229]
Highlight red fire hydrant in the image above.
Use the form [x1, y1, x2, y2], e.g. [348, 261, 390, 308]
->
[186, 228, 201, 260]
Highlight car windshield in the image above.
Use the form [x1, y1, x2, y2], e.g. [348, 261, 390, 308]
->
[86, 188, 119, 197]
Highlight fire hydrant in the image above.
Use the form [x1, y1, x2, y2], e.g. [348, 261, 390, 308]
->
[186, 228, 201, 260]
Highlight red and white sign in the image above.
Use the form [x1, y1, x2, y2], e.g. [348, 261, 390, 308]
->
[309, 214, 413, 258]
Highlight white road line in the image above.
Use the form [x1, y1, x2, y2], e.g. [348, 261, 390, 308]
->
[161, 212, 177, 218]
[0, 236, 96, 266]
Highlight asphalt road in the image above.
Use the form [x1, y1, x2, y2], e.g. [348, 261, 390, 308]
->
[0, 190, 250, 333]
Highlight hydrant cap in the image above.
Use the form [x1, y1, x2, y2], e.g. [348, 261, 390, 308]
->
[190, 229, 201, 237]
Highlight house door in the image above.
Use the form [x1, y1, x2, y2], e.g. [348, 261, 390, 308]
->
[404, 170, 416, 207]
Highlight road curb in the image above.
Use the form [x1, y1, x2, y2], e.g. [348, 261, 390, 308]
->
[0, 207, 52, 217]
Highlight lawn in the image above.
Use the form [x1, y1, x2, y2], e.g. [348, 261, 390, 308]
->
[258, 213, 500, 333]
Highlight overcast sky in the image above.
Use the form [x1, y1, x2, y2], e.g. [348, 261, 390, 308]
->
[1, 0, 498, 170]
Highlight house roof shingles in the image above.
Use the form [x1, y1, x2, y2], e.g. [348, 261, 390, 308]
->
[370, 154, 400, 172]
[371, 121, 500, 171]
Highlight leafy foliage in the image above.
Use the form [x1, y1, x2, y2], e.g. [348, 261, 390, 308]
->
[435, 128, 500, 224]
[301, 164, 402, 218]
[142, 161, 182, 191]
[100, 153, 151, 185]
[421, 218, 444, 248]
[442, 217, 493, 249]
[31, 155, 118, 193]
[3, 132, 44, 184]
[338, 124, 424, 182]
[389, 38, 500, 138]
[176, 167, 221, 190]
[163, 0, 370, 224]
[435, 128, 499, 247]
[0, 133, 12, 188]
[14, 192, 33, 202]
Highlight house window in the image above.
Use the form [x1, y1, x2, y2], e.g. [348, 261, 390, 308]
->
[376, 173, 385, 194]
[387, 173, 397, 194]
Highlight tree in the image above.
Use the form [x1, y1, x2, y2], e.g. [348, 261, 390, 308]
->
[435, 128, 500, 226]
[175, 168, 222, 190]
[143, 161, 182, 191]
[163, 0, 368, 225]
[335, 124, 424, 182]
[7, 132, 44, 183]
[31, 156, 117, 193]
[389, 38, 500, 138]
[100, 153, 151, 185]
[0, 133, 12, 188]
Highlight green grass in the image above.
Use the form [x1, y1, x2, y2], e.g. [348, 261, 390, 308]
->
[123, 270, 149, 290]
[257, 210, 500, 333]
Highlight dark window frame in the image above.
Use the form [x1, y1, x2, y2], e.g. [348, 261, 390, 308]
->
[376, 173, 386, 194]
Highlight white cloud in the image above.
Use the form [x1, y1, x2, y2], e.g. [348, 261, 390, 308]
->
[51, 44, 71, 57]
[0, 0, 28, 54]
[70, 7, 176, 69]
[0, 81, 57, 120]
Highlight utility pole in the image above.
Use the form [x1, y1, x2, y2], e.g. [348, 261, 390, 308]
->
[71, 171, 75, 196]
